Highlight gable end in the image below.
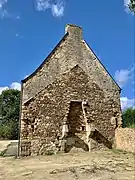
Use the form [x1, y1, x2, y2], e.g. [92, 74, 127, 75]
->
[22, 32, 69, 83]
[83, 40, 121, 92]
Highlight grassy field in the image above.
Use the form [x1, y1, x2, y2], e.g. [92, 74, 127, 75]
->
[0, 149, 134, 180]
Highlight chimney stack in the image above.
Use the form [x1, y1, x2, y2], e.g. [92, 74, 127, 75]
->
[65, 24, 83, 40]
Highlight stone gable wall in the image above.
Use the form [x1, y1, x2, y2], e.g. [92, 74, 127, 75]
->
[115, 128, 135, 153]
[20, 66, 122, 156]
[80, 41, 120, 100]
[22, 25, 120, 104]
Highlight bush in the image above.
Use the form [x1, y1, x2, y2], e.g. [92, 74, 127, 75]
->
[0, 89, 20, 140]
[122, 108, 135, 128]
[0, 121, 18, 140]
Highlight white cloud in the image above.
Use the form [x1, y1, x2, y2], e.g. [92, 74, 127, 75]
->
[120, 97, 135, 110]
[124, 0, 133, 14]
[10, 82, 21, 90]
[0, 0, 7, 7]
[36, 0, 51, 11]
[0, 82, 21, 94]
[124, 0, 130, 7]
[115, 66, 134, 88]
[0, 0, 9, 19]
[0, 86, 8, 94]
[52, 2, 64, 17]
[36, 0, 65, 17]
[0, 0, 20, 19]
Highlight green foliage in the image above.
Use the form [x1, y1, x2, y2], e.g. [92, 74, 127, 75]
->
[0, 89, 20, 140]
[122, 108, 135, 128]
[111, 148, 127, 154]
[128, 124, 135, 128]
[128, 0, 135, 13]
[0, 148, 7, 156]
[45, 150, 55, 156]
[111, 148, 135, 155]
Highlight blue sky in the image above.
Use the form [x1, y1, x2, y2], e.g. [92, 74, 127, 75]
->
[0, 0, 134, 110]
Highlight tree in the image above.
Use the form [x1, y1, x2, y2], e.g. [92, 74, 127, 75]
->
[122, 108, 135, 128]
[128, 0, 135, 13]
[0, 89, 21, 139]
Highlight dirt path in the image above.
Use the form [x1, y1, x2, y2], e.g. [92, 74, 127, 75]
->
[0, 150, 134, 180]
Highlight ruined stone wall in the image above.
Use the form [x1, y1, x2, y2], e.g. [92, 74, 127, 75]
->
[20, 66, 121, 156]
[22, 25, 82, 102]
[22, 25, 121, 107]
[115, 128, 135, 153]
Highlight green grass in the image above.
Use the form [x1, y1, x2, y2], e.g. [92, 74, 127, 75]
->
[110, 148, 135, 156]
[44, 150, 55, 156]
[0, 149, 7, 156]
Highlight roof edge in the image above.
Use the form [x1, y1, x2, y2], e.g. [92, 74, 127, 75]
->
[83, 40, 122, 92]
[22, 32, 69, 83]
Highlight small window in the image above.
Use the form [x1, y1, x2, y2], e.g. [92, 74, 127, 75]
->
[82, 126, 85, 131]
[31, 125, 34, 132]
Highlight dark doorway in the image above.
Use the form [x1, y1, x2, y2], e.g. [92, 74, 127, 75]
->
[67, 101, 85, 134]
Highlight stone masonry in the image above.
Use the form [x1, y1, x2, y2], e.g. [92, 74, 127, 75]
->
[115, 128, 135, 153]
[19, 24, 122, 156]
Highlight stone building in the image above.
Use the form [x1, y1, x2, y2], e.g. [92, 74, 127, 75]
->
[19, 24, 122, 156]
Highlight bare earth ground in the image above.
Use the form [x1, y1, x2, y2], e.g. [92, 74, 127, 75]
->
[0, 140, 18, 152]
[0, 150, 134, 180]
